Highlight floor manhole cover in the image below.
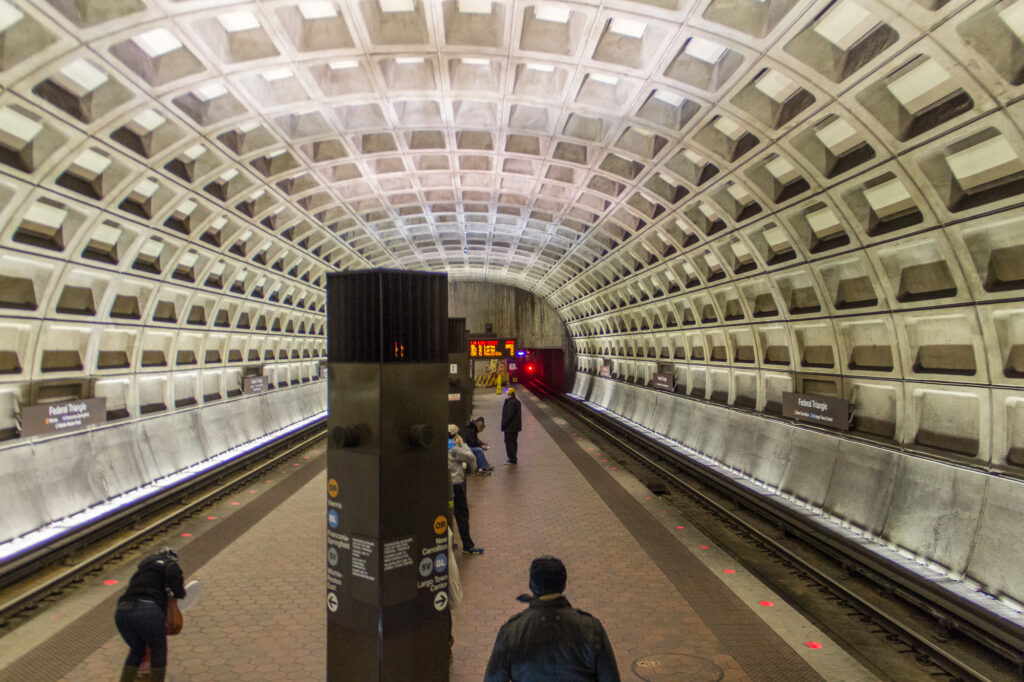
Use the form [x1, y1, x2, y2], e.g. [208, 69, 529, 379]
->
[631, 653, 725, 681]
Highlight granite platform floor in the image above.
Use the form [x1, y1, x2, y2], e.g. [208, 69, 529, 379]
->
[0, 387, 876, 682]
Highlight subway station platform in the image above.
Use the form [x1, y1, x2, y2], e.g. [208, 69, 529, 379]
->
[0, 388, 876, 681]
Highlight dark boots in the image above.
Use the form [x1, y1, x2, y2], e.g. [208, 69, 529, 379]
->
[118, 665, 137, 682]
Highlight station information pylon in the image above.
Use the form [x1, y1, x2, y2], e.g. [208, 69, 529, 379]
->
[325, 269, 450, 681]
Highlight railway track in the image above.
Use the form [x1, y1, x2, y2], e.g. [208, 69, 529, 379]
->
[0, 419, 327, 630]
[526, 380, 1024, 682]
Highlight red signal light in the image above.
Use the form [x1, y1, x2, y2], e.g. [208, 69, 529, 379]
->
[526, 364, 535, 373]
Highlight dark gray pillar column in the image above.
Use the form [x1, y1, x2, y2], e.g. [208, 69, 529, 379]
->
[325, 269, 450, 681]
[448, 317, 470, 427]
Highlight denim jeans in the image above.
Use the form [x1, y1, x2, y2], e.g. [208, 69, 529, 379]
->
[115, 600, 167, 667]
[470, 446, 490, 470]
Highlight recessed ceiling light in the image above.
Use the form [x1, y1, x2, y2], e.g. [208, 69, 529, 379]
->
[69, 149, 112, 180]
[534, 4, 571, 23]
[683, 37, 726, 64]
[652, 90, 685, 107]
[181, 144, 206, 161]
[195, 83, 228, 101]
[886, 58, 957, 116]
[814, 2, 879, 50]
[299, 1, 337, 20]
[526, 62, 554, 73]
[609, 18, 646, 39]
[462, 57, 490, 66]
[379, 0, 415, 12]
[263, 67, 293, 82]
[1000, 1, 1024, 37]
[329, 59, 358, 70]
[457, 0, 492, 14]
[589, 73, 619, 86]
[682, 149, 705, 165]
[0, 1, 24, 33]
[125, 109, 166, 135]
[132, 28, 182, 58]
[814, 117, 860, 155]
[218, 10, 260, 33]
[945, 135, 1022, 190]
[712, 116, 743, 139]
[0, 107, 42, 147]
[764, 156, 799, 182]
[395, 56, 425, 65]
[862, 177, 914, 217]
[754, 70, 798, 102]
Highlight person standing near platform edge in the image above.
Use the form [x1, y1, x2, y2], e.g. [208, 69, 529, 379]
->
[501, 387, 522, 464]
[484, 556, 620, 682]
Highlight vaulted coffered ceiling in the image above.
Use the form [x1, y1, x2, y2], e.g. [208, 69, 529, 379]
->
[2, 0, 1024, 468]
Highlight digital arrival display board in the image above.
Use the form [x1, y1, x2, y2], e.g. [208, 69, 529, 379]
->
[469, 338, 516, 359]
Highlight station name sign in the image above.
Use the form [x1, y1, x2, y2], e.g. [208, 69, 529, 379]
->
[244, 376, 268, 394]
[21, 397, 107, 437]
[782, 392, 850, 431]
[469, 338, 516, 359]
[652, 373, 673, 391]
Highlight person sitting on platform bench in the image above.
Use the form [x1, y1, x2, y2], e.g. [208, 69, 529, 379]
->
[460, 416, 494, 474]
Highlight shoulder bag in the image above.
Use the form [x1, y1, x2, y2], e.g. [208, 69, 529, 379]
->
[165, 596, 184, 635]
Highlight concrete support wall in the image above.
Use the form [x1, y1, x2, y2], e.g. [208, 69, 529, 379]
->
[572, 372, 1024, 610]
[0, 382, 326, 548]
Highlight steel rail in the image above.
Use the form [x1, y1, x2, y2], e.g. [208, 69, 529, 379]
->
[0, 419, 327, 626]
[526, 380, 1023, 682]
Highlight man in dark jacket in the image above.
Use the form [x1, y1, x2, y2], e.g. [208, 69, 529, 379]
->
[460, 417, 493, 473]
[484, 556, 619, 682]
[500, 387, 522, 464]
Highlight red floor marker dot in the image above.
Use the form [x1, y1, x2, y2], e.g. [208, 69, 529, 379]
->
[104, 579, 119, 586]
[180, 533, 192, 538]
[659, 510, 667, 514]
[304, 456, 310, 459]
[758, 601, 775, 607]
[644, 496, 651, 500]
[610, 466, 617, 470]
[723, 569, 736, 574]
[602, 459, 608, 462]
[207, 516, 217, 520]
[293, 462, 300, 466]
[699, 545, 709, 549]
[675, 525, 685, 530]
[231, 501, 240, 506]
[804, 642, 823, 649]
[249, 490, 257, 494]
